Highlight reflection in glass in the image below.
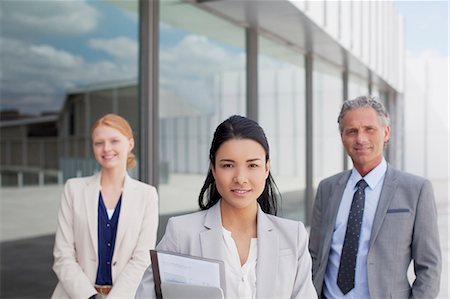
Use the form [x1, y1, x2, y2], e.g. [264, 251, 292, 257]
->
[348, 73, 369, 100]
[159, 3, 246, 216]
[313, 59, 344, 187]
[0, 0, 139, 239]
[258, 36, 306, 222]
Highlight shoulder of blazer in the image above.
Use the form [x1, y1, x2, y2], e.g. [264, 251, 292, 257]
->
[318, 170, 352, 189]
[385, 164, 428, 185]
[64, 173, 100, 189]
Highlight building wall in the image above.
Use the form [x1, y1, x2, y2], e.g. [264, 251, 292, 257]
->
[1, 0, 404, 225]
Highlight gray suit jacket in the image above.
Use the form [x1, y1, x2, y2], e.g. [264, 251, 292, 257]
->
[309, 165, 441, 299]
[137, 201, 317, 298]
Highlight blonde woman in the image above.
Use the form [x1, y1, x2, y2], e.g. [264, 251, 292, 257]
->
[52, 114, 158, 298]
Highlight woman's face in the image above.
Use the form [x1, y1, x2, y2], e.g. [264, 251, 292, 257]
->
[212, 138, 269, 212]
[92, 125, 134, 171]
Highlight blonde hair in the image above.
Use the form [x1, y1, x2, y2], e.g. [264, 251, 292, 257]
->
[91, 113, 136, 169]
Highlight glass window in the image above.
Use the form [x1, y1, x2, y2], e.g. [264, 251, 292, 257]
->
[159, 2, 246, 218]
[258, 35, 306, 222]
[348, 73, 369, 100]
[313, 58, 344, 187]
[0, 1, 139, 296]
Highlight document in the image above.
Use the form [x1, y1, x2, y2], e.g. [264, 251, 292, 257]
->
[150, 250, 225, 299]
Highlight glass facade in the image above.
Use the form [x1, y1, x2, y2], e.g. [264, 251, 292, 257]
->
[158, 2, 246, 216]
[258, 35, 306, 221]
[0, 1, 405, 297]
[312, 58, 344, 187]
[1, 0, 140, 184]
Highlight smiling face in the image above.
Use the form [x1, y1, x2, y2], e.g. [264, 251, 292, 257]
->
[341, 107, 390, 176]
[92, 125, 134, 171]
[212, 138, 270, 212]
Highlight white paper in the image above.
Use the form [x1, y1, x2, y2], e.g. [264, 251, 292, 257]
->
[157, 252, 221, 288]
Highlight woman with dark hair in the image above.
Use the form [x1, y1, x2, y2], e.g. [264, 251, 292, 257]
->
[137, 115, 316, 298]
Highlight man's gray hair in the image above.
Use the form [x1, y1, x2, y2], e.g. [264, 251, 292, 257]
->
[338, 95, 390, 133]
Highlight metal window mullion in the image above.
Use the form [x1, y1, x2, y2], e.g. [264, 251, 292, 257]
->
[139, 0, 159, 186]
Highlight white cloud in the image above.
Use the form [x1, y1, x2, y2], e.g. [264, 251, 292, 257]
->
[89, 37, 138, 62]
[159, 34, 245, 111]
[0, 36, 137, 114]
[0, 0, 100, 37]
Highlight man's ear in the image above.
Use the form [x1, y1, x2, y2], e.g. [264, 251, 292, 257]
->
[384, 125, 391, 143]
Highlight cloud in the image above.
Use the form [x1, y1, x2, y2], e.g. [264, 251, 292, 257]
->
[88, 37, 138, 62]
[0, 0, 100, 37]
[159, 33, 245, 112]
[0, 36, 137, 114]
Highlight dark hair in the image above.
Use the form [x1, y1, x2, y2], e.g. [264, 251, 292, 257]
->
[198, 115, 280, 215]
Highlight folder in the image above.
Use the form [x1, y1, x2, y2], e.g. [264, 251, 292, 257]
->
[150, 250, 225, 299]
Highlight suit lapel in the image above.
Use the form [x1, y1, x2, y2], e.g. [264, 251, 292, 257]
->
[369, 165, 397, 249]
[199, 202, 224, 262]
[321, 171, 351, 265]
[114, 174, 135, 253]
[85, 172, 101, 255]
[256, 206, 277, 298]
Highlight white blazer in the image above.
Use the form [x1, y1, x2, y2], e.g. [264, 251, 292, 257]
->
[136, 201, 317, 299]
[52, 172, 159, 299]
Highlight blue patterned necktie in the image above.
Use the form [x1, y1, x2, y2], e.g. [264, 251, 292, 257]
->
[337, 179, 369, 295]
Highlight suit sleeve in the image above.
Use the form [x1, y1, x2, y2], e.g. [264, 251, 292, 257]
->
[309, 181, 324, 281]
[135, 217, 179, 299]
[293, 222, 318, 299]
[109, 186, 159, 299]
[52, 181, 97, 299]
[411, 179, 442, 298]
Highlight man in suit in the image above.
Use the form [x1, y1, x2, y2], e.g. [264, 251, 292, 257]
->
[309, 96, 441, 299]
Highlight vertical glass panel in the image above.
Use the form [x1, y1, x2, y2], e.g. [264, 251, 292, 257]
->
[313, 59, 344, 187]
[258, 35, 306, 222]
[0, 1, 139, 297]
[159, 2, 246, 219]
[348, 73, 369, 100]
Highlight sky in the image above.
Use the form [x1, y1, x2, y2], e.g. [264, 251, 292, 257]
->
[0, 0, 448, 116]
[394, 0, 449, 179]
[394, 0, 448, 56]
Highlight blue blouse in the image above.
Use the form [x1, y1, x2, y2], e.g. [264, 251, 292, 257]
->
[95, 192, 122, 286]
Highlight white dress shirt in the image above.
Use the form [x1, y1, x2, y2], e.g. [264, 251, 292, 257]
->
[324, 159, 387, 299]
[222, 227, 257, 299]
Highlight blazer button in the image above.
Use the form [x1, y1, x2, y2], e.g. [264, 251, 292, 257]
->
[113, 261, 117, 266]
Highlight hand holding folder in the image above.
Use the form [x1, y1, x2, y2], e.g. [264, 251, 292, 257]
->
[150, 250, 225, 299]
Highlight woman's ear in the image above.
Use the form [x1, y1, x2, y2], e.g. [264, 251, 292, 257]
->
[210, 162, 216, 179]
[129, 137, 135, 152]
[265, 159, 270, 179]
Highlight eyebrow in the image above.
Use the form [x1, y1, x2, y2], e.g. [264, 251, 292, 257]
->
[218, 158, 263, 163]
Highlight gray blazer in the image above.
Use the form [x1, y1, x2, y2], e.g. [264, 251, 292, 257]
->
[309, 165, 441, 299]
[137, 201, 317, 298]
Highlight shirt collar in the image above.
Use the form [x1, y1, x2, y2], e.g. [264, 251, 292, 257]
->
[350, 158, 387, 190]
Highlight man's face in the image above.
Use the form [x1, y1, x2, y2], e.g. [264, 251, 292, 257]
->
[341, 107, 390, 176]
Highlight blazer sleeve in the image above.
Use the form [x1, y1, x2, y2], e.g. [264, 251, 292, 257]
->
[411, 179, 442, 298]
[309, 181, 324, 275]
[109, 186, 159, 299]
[52, 180, 97, 299]
[293, 222, 318, 299]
